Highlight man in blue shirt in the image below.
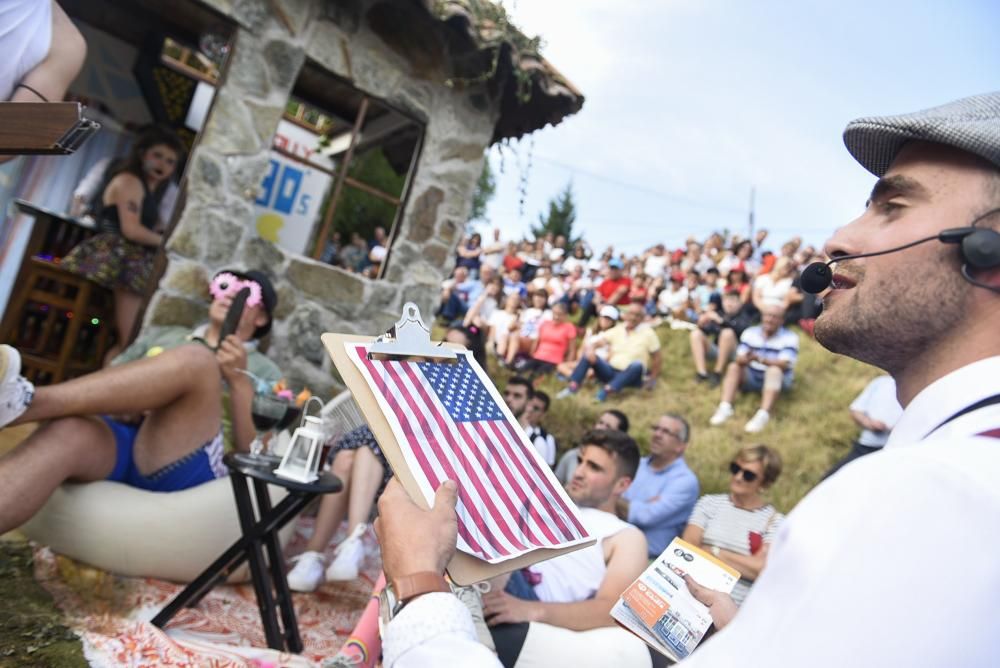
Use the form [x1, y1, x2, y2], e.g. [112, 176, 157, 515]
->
[618, 413, 699, 558]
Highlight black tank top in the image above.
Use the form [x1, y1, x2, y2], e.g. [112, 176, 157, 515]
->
[97, 176, 159, 235]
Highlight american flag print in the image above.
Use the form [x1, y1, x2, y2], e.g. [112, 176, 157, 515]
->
[348, 344, 591, 563]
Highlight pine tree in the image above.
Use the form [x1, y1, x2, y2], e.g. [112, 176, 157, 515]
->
[531, 181, 578, 244]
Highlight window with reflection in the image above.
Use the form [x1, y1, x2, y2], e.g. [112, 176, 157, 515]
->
[254, 61, 424, 279]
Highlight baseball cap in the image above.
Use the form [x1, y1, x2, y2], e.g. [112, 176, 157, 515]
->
[843, 91, 1000, 176]
[670, 271, 685, 283]
[608, 258, 624, 270]
[599, 305, 620, 320]
[587, 259, 603, 272]
[217, 269, 277, 339]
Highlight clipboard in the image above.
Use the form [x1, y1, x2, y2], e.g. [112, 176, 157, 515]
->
[322, 304, 594, 585]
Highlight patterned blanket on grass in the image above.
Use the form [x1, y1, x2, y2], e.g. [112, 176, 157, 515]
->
[32, 520, 379, 667]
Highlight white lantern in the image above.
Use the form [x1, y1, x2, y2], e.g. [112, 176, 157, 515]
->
[274, 399, 325, 483]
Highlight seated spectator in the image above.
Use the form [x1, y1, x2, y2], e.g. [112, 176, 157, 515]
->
[685, 270, 716, 318]
[521, 391, 557, 467]
[502, 267, 528, 301]
[520, 303, 577, 378]
[0, 269, 280, 534]
[456, 232, 484, 278]
[561, 243, 589, 274]
[502, 376, 534, 425]
[619, 414, 699, 558]
[717, 239, 755, 277]
[438, 265, 484, 323]
[463, 275, 503, 332]
[642, 243, 669, 281]
[286, 425, 389, 591]
[823, 375, 902, 479]
[557, 303, 661, 402]
[656, 271, 689, 320]
[690, 290, 754, 385]
[502, 241, 525, 273]
[709, 305, 799, 433]
[503, 289, 551, 367]
[628, 273, 651, 304]
[681, 241, 716, 274]
[482, 430, 647, 648]
[725, 264, 753, 306]
[485, 293, 520, 361]
[555, 304, 617, 379]
[554, 409, 630, 485]
[578, 258, 631, 327]
[752, 256, 801, 312]
[681, 444, 785, 605]
[339, 232, 369, 272]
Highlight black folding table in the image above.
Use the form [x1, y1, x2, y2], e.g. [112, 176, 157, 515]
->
[152, 452, 342, 652]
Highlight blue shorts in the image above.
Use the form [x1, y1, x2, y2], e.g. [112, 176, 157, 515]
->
[103, 417, 227, 492]
[743, 367, 794, 393]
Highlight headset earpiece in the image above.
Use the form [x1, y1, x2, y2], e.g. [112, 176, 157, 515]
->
[960, 228, 1000, 270]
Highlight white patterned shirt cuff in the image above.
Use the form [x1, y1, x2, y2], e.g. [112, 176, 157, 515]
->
[383, 592, 498, 668]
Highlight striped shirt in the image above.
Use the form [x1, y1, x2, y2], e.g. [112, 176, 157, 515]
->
[737, 325, 799, 373]
[687, 494, 784, 604]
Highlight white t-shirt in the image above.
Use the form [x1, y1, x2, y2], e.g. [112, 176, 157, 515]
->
[753, 273, 794, 306]
[643, 254, 669, 279]
[531, 507, 630, 603]
[680, 356, 1000, 668]
[487, 310, 516, 347]
[850, 375, 903, 447]
[657, 285, 689, 314]
[0, 0, 53, 101]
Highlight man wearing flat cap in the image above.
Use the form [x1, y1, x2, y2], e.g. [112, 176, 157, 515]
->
[363, 92, 1000, 667]
[0, 269, 282, 534]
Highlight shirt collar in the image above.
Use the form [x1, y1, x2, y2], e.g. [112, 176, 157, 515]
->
[886, 355, 1000, 447]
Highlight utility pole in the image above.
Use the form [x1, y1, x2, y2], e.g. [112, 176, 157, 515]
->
[748, 187, 756, 241]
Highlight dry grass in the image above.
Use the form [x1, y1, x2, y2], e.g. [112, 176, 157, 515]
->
[486, 325, 880, 514]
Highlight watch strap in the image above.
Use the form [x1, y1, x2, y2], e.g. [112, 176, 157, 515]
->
[392, 571, 451, 605]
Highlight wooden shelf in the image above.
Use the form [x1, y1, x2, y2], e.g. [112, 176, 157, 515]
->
[0, 102, 100, 155]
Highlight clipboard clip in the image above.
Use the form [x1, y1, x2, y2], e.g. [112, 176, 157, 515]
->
[368, 302, 457, 361]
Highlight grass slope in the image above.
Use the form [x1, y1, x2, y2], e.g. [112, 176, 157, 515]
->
[487, 325, 880, 513]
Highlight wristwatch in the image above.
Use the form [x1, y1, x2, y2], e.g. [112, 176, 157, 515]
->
[710, 545, 721, 557]
[378, 571, 452, 634]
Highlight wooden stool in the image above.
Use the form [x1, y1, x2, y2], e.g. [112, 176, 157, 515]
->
[0, 259, 113, 383]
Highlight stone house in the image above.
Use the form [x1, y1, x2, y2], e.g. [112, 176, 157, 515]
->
[151, 0, 584, 395]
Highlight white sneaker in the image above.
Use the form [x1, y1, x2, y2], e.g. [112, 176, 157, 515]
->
[708, 402, 733, 426]
[744, 409, 770, 433]
[0, 345, 32, 428]
[452, 581, 495, 651]
[286, 550, 325, 592]
[326, 523, 367, 581]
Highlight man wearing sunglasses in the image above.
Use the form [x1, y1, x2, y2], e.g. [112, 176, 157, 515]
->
[618, 414, 699, 558]
[0, 269, 281, 535]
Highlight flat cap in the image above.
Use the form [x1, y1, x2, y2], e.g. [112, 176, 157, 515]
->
[843, 91, 1000, 176]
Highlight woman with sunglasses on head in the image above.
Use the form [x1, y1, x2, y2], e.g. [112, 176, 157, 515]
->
[680, 444, 784, 605]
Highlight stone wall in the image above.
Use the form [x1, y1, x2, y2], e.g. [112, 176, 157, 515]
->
[146, 0, 497, 397]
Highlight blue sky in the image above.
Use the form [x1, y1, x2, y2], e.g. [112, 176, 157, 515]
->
[481, 0, 1000, 255]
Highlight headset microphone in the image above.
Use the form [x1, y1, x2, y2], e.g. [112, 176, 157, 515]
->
[800, 223, 1000, 295]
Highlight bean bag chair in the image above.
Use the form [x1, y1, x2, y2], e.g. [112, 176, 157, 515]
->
[513, 622, 653, 668]
[20, 476, 294, 583]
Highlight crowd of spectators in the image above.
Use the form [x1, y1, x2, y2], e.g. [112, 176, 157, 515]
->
[320, 225, 390, 278]
[439, 226, 824, 431]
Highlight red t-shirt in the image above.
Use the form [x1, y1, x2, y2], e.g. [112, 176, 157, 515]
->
[597, 277, 633, 305]
[503, 254, 525, 272]
[533, 320, 578, 365]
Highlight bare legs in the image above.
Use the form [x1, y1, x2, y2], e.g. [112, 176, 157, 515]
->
[0, 344, 223, 533]
[104, 288, 143, 365]
[690, 328, 738, 377]
[303, 447, 386, 553]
